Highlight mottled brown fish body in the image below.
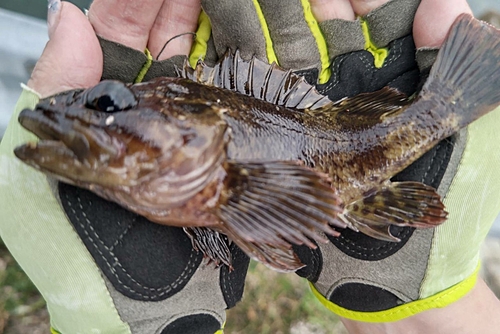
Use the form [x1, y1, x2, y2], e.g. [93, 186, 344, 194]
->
[13, 15, 500, 270]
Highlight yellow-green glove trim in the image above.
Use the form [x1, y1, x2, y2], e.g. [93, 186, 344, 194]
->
[252, 0, 279, 65]
[190, 10, 212, 67]
[361, 18, 388, 69]
[134, 49, 153, 83]
[300, 0, 331, 84]
[214, 323, 225, 334]
[0, 88, 131, 334]
[309, 264, 479, 322]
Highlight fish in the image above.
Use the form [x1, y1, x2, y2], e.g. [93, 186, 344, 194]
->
[13, 14, 500, 271]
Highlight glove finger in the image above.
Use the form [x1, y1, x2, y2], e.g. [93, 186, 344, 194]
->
[202, 0, 335, 86]
[299, 0, 422, 88]
[201, 0, 271, 63]
[317, 0, 420, 64]
[204, 0, 421, 87]
[99, 37, 187, 82]
[314, 0, 423, 101]
[253, 0, 322, 70]
[99, 36, 150, 82]
[204, 0, 339, 70]
[357, 0, 419, 48]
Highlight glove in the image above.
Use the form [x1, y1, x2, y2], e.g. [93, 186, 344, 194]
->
[0, 2, 248, 333]
[199, 0, 500, 322]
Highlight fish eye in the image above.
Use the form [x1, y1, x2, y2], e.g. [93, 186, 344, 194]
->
[84, 81, 137, 113]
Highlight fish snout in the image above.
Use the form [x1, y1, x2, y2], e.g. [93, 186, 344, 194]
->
[15, 105, 139, 187]
[16, 80, 140, 163]
[18, 107, 123, 163]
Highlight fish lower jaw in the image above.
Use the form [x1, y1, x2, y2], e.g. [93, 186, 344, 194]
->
[14, 140, 138, 188]
[15, 140, 77, 167]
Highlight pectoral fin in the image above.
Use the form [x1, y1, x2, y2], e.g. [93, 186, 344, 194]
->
[341, 182, 447, 242]
[216, 160, 345, 271]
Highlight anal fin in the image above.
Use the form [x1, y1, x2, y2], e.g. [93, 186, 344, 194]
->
[341, 181, 447, 242]
[216, 160, 345, 272]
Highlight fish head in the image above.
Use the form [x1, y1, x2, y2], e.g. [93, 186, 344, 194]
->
[14, 79, 228, 194]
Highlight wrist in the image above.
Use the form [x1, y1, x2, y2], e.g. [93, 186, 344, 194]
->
[340, 278, 500, 334]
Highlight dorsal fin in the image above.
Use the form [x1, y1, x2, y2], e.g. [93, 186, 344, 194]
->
[329, 87, 410, 117]
[177, 50, 333, 110]
[307, 87, 411, 128]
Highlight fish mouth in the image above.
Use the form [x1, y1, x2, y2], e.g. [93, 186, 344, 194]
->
[21, 103, 124, 158]
[14, 106, 129, 186]
[14, 101, 229, 193]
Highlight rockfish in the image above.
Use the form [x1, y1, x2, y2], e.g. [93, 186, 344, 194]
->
[14, 15, 500, 271]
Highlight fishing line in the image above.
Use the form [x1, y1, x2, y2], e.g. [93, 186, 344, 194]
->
[156, 32, 197, 61]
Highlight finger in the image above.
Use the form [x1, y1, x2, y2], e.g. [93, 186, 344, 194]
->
[310, 0, 355, 22]
[28, 1, 102, 98]
[88, 0, 164, 51]
[413, 0, 472, 48]
[148, 0, 201, 60]
[349, 0, 390, 16]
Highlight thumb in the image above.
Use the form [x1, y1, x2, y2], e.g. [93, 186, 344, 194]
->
[28, 0, 103, 98]
[413, 0, 472, 49]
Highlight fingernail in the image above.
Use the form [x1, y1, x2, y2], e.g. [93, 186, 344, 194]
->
[47, 0, 62, 39]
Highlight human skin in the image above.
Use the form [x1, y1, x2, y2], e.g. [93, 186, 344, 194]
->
[29, 1, 500, 333]
[342, 279, 500, 334]
[30, 0, 201, 97]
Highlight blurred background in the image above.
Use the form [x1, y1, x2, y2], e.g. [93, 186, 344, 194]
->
[1, 1, 500, 333]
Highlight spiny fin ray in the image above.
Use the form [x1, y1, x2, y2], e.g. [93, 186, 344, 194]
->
[177, 50, 333, 110]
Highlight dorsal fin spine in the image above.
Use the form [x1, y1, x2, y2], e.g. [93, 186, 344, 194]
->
[178, 50, 332, 111]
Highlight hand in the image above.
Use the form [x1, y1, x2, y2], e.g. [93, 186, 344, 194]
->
[0, 1, 249, 334]
[200, 0, 500, 332]
[29, 0, 200, 97]
[311, 0, 471, 48]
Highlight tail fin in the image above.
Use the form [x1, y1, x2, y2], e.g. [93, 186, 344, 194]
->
[420, 14, 500, 127]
